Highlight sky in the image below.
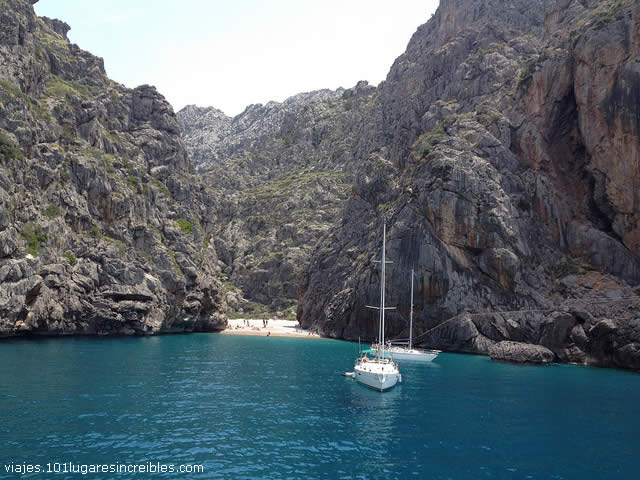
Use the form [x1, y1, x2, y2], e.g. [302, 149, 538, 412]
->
[34, 0, 439, 116]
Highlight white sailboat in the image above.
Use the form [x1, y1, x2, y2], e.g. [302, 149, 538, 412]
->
[382, 267, 441, 362]
[353, 223, 402, 391]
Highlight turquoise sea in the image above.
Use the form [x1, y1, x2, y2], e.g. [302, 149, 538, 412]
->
[1, 334, 639, 479]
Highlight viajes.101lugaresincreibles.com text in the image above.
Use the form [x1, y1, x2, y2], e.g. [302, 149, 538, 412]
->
[3, 462, 204, 475]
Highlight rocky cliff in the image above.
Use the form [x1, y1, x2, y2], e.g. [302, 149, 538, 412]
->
[296, 0, 640, 370]
[0, 0, 226, 336]
[9, 0, 640, 370]
[178, 83, 377, 316]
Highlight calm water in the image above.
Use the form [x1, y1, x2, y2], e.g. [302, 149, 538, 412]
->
[1, 334, 639, 480]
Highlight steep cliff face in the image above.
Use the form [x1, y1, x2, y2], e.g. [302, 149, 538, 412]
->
[178, 83, 377, 315]
[0, 0, 226, 336]
[297, 0, 640, 369]
[517, 0, 640, 280]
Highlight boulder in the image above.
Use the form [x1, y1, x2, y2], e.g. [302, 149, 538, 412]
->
[489, 341, 555, 364]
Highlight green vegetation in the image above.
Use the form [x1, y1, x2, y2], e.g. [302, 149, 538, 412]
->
[21, 222, 47, 257]
[37, 24, 68, 50]
[176, 218, 193, 234]
[517, 56, 540, 90]
[109, 90, 120, 106]
[244, 170, 347, 200]
[0, 79, 53, 123]
[412, 124, 445, 162]
[121, 158, 140, 192]
[590, 0, 632, 31]
[281, 135, 293, 148]
[194, 217, 205, 236]
[235, 169, 349, 236]
[227, 300, 271, 320]
[61, 124, 75, 143]
[227, 299, 298, 321]
[550, 261, 581, 279]
[103, 235, 126, 255]
[45, 76, 90, 100]
[73, 144, 104, 159]
[168, 249, 184, 277]
[0, 130, 23, 162]
[431, 161, 452, 174]
[151, 226, 167, 245]
[42, 204, 62, 219]
[63, 253, 77, 266]
[193, 217, 209, 250]
[35, 45, 46, 63]
[221, 280, 239, 293]
[0, 78, 24, 99]
[102, 155, 117, 175]
[126, 175, 139, 191]
[59, 168, 71, 184]
[151, 178, 172, 198]
[29, 99, 53, 123]
[373, 158, 388, 171]
[105, 130, 121, 145]
[477, 111, 502, 126]
[477, 46, 499, 56]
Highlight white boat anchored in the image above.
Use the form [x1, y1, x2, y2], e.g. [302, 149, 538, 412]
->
[370, 267, 440, 363]
[353, 223, 402, 392]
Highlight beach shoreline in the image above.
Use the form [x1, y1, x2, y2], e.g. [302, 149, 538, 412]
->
[219, 319, 321, 338]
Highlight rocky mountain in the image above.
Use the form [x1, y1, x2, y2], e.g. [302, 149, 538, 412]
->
[4, 0, 640, 371]
[0, 0, 225, 336]
[178, 82, 377, 316]
[295, 0, 640, 370]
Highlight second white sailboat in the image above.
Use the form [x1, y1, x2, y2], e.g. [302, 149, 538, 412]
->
[372, 267, 441, 363]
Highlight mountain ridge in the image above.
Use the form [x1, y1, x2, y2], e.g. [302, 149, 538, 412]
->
[180, 0, 640, 369]
[3, 0, 640, 370]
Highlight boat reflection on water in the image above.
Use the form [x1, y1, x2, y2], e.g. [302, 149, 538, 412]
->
[346, 380, 402, 444]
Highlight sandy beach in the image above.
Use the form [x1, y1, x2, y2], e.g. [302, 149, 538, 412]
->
[219, 319, 321, 338]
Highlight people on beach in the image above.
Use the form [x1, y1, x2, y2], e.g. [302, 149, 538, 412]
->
[223, 319, 320, 338]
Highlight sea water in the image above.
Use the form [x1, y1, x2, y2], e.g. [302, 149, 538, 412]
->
[1, 334, 639, 479]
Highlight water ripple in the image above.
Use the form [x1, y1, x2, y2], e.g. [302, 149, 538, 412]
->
[1, 335, 639, 479]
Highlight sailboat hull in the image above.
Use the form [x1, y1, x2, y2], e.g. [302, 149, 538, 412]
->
[368, 345, 440, 363]
[354, 361, 401, 391]
[387, 349, 440, 363]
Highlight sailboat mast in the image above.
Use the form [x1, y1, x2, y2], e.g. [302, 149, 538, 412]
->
[409, 267, 414, 351]
[381, 223, 386, 360]
[377, 304, 382, 358]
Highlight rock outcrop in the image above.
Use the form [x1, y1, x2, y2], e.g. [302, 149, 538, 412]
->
[0, 0, 226, 337]
[294, 0, 640, 370]
[489, 341, 555, 364]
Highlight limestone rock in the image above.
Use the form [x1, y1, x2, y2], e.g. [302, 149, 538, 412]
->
[489, 341, 555, 364]
[177, 82, 376, 314]
[290, 0, 640, 371]
[0, 0, 226, 337]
